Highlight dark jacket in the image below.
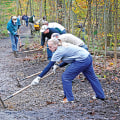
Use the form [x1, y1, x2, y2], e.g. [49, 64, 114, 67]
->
[22, 15, 29, 21]
[29, 15, 35, 23]
[41, 28, 61, 46]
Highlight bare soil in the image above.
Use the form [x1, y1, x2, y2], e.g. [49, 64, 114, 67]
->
[0, 26, 120, 120]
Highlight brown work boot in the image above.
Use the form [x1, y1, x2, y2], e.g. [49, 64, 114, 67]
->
[39, 46, 43, 50]
[13, 51, 18, 58]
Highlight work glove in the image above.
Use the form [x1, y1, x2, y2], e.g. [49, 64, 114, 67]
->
[52, 64, 59, 74]
[31, 76, 41, 86]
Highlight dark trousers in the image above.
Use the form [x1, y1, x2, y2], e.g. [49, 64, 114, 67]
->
[62, 55, 105, 101]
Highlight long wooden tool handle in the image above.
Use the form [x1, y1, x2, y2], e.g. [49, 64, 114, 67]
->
[41, 71, 54, 80]
[3, 71, 54, 101]
[18, 35, 22, 52]
[3, 84, 31, 101]
[21, 71, 42, 81]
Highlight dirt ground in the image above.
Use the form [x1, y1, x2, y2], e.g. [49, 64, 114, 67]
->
[0, 26, 120, 120]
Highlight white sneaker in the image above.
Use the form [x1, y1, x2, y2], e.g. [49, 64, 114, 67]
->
[61, 98, 74, 103]
[92, 96, 97, 100]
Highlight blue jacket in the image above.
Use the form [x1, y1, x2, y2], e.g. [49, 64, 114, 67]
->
[7, 18, 21, 35]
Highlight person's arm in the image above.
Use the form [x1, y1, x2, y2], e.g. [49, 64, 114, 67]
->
[31, 61, 55, 86]
[58, 62, 68, 67]
[41, 33, 45, 46]
[39, 61, 55, 77]
[52, 62, 68, 74]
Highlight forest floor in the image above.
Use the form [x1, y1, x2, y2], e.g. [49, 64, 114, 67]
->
[0, 25, 120, 120]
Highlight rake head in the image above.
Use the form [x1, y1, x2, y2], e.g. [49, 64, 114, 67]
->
[0, 96, 7, 108]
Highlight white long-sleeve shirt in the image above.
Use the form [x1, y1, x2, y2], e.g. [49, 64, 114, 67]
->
[48, 22, 65, 31]
[58, 33, 85, 46]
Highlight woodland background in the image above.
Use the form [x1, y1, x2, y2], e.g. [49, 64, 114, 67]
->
[0, 0, 120, 68]
[0, 1, 120, 119]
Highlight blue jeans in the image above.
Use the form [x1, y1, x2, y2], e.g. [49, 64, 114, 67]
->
[47, 44, 52, 60]
[10, 33, 18, 51]
[62, 54, 105, 101]
[26, 20, 28, 27]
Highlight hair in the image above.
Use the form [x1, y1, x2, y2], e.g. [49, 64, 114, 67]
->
[48, 38, 62, 46]
[51, 33, 60, 39]
[43, 16, 46, 20]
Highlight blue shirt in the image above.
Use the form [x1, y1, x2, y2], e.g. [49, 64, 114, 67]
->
[39, 44, 90, 78]
[51, 44, 89, 63]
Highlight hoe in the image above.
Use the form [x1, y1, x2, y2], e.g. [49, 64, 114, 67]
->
[16, 71, 42, 87]
[0, 71, 54, 108]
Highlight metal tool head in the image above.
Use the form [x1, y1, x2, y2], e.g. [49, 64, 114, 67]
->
[16, 77, 22, 87]
[0, 96, 7, 108]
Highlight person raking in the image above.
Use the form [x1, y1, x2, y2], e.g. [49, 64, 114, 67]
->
[31, 38, 105, 103]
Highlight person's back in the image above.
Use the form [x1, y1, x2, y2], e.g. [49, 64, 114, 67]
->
[48, 22, 65, 31]
[59, 33, 84, 46]
[51, 33, 88, 50]
[43, 21, 66, 34]
[29, 15, 35, 23]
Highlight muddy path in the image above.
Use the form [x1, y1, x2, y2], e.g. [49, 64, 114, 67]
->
[0, 26, 120, 120]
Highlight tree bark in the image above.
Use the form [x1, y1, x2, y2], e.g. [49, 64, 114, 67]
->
[87, 0, 92, 49]
[114, 0, 118, 67]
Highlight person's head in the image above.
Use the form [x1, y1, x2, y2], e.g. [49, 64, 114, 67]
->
[40, 25, 49, 34]
[12, 16, 17, 25]
[43, 16, 46, 20]
[42, 21, 48, 25]
[51, 33, 60, 39]
[48, 38, 60, 52]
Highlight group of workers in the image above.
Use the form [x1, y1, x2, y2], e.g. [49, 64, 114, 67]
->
[7, 15, 105, 104]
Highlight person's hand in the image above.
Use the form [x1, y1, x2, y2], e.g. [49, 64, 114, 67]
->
[15, 34, 19, 37]
[52, 65, 59, 74]
[14, 33, 19, 37]
[31, 76, 41, 86]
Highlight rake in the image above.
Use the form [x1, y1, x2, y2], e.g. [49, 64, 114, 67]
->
[0, 71, 54, 108]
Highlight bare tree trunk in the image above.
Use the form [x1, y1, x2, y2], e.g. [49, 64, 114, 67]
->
[63, 0, 67, 28]
[95, 0, 98, 41]
[44, 0, 47, 18]
[19, 0, 22, 15]
[68, 0, 72, 32]
[26, 0, 29, 15]
[32, 0, 35, 15]
[114, 0, 118, 67]
[29, 0, 32, 16]
[68, 0, 70, 32]
[78, 11, 88, 38]
[104, 0, 107, 72]
[16, 0, 19, 15]
[40, 0, 43, 18]
[87, 0, 92, 49]
[57, 0, 63, 24]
